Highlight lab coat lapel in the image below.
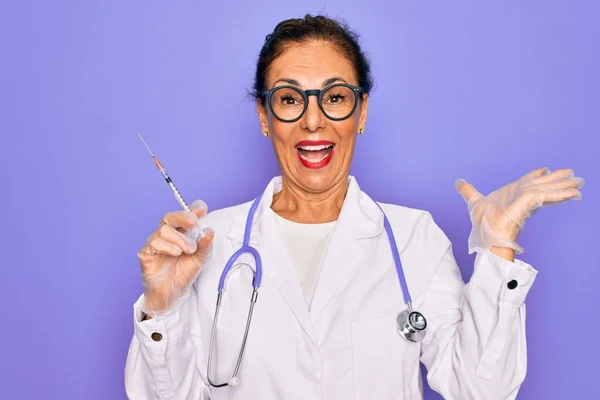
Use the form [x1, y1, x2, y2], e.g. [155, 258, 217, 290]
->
[309, 177, 383, 322]
[226, 177, 319, 346]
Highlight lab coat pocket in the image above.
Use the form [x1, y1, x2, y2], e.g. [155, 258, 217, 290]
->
[351, 316, 420, 400]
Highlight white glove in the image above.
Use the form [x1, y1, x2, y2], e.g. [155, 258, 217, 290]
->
[455, 167, 584, 254]
[137, 199, 215, 317]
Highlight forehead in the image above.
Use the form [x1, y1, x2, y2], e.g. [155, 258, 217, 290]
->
[267, 40, 357, 87]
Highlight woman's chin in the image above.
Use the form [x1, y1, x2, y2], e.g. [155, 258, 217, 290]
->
[294, 171, 345, 194]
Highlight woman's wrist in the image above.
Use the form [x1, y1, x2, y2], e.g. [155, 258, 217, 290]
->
[490, 246, 515, 263]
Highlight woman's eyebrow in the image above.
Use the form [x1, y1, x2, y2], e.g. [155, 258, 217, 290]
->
[271, 76, 349, 88]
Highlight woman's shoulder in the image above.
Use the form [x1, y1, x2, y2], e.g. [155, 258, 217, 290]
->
[375, 201, 455, 300]
[376, 201, 452, 256]
[377, 201, 432, 226]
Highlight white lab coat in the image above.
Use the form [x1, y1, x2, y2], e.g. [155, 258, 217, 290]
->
[125, 176, 537, 400]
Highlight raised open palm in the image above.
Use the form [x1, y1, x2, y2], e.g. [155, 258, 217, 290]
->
[455, 167, 584, 254]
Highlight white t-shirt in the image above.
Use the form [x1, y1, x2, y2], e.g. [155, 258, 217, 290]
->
[275, 214, 336, 309]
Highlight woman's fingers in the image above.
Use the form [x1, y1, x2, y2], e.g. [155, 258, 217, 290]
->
[159, 210, 199, 230]
[519, 187, 582, 213]
[142, 200, 211, 259]
[530, 168, 575, 184]
[190, 199, 209, 217]
[159, 200, 208, 235]
[518, 167, 550, 182]
[518, 171, 584, 210]
[542, 188, 583, 203]
[158, 224, 198, 254]
[147, 237, 184, 257]
[532, 177, 585, 192]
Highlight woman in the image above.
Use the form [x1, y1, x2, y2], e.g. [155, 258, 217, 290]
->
[125, 15, 584, 400]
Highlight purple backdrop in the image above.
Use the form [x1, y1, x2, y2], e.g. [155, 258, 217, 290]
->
[1, 1, 598, 399]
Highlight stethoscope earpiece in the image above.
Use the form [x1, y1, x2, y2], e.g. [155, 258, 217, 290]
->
[227, 377, 240, 387]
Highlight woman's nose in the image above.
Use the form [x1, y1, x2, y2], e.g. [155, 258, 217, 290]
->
[301, 96, 327, 132]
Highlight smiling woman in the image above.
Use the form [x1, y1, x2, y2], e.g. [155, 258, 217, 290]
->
[124, 14, 584, 400]
[258, 40, 369, 223]
[255, 29, 370, 207]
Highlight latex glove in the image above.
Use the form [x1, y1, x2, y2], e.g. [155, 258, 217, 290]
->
[137, 199, 215, 317]
[455, 167, 584, 255]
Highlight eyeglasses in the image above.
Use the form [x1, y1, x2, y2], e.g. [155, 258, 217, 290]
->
[261, 83, 364, 123]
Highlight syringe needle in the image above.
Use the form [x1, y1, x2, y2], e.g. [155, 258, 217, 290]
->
[137, 132, 155, 158]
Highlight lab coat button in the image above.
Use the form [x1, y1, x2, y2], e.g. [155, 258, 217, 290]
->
[151, 332, 163, 341]
[507, 280, 518, 290]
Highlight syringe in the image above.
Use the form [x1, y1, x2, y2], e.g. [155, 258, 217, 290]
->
[137, 132, 191, 213]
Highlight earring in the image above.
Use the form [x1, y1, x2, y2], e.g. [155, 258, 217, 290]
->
[262, 131, 269, 138]
[358, 128, 365, 134]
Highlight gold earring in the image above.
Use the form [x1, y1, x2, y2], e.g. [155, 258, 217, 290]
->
[262, 131, 269, 138]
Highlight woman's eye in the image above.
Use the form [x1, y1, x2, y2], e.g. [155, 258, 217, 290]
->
[280, 96, 300, 105]
[326, 94, 346, 103]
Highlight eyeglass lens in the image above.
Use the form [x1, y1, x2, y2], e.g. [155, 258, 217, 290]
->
[270, 84, 357, 121]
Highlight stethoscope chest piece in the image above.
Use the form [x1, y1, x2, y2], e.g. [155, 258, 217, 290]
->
[396, 305, 427, 343]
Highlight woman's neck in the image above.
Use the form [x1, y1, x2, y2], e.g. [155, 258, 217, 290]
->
[271, 177, 348, 224]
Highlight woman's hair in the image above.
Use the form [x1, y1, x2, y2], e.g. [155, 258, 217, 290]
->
[252, 14, 374, 104]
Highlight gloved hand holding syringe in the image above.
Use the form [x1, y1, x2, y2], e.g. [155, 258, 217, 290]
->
[136, 132, 215, 318]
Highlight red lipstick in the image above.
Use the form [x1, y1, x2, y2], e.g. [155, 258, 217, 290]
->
[295, 140, 335, 170]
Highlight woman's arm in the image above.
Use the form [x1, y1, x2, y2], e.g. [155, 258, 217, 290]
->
[124, 287, 211, 400]
[419, 167, 582, 399]
[416, 214, 537, 399]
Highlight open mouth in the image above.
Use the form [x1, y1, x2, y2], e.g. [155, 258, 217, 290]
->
[296, 142, 335, 164]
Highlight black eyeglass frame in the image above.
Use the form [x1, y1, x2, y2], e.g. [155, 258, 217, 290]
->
[261, 83, 365, 123]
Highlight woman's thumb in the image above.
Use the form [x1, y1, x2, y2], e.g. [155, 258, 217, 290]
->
[194, 227, 215, 261]
[455, 179, 481, 204]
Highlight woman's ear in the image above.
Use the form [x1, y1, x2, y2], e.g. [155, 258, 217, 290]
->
[358, 93, 369, 130]
[256, 99, 269, 135]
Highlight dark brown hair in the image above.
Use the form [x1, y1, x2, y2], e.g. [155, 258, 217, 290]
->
[252, 14, 374, 104]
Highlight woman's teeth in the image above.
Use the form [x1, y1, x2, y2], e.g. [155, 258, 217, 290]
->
[296, 144, 334, 163]
[297, 144, 333, 151]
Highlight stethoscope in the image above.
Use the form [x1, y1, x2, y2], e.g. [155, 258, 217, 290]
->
[206, 193, 428, 388]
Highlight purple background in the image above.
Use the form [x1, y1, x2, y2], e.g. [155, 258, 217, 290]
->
[1, 1, 598, 399]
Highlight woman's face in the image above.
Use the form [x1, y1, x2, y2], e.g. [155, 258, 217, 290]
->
[257, 40, 368, 195]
